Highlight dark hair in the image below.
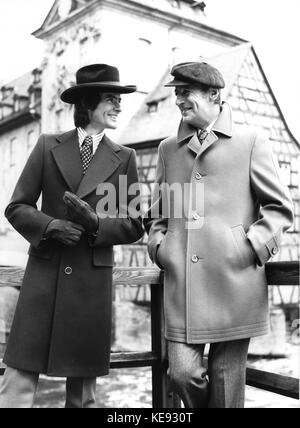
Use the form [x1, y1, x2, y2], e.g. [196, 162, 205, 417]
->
[74, 91, 103, 128]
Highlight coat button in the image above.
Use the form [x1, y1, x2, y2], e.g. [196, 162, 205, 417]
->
[195, 173, 203, 180]
[272, 247, 278, 256]
[192, 255, 199, 263]
[193, 212, 201, 221]
[65, 267, 73, 275]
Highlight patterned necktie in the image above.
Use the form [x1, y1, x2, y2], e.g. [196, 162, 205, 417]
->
[81, 136, 93, 175]
[198, 129, 208, 145]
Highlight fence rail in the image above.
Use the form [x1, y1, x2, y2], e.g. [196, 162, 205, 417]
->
[0, 261, 299, 407]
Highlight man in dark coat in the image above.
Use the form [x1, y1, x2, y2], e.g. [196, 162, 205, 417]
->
[0, 64, 144, 408]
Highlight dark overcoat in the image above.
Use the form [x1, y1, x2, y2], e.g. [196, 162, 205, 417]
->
[4, 130, 143, 377]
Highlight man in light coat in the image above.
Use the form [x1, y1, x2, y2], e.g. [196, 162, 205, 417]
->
[0, 64, 143, 408]
[144, 62, 294, 408]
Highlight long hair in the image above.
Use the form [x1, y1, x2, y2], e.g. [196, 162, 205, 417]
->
[74, 91, 103, 128]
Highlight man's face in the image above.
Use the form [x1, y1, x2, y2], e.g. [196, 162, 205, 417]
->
[175, 86, 212, 129]
[90, 92, 122, 131]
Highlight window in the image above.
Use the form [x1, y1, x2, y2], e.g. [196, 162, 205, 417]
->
[79, 37, 89, 64]
[9, 138, 17, 168]
[293, 200, 300, 233]
[279, 161, 291, 187]
[171, 47, 180, 66]
[27, 130, 36, 155]
[137, 38, 152, 92]
[56, 109, 64, 131]
[147, 101, 159, 114]
[139, 38, 152, 47]
[55, 37, 68, 57]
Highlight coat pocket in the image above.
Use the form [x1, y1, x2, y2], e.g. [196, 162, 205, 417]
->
[93, 247, 114, 267]
[156, 230, 174, 269]
[28, 244, 54, 260]
[230, 225, 256, 268]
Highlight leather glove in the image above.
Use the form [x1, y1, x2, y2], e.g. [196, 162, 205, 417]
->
[45, 219, 85, 247]
[63, 191, 99, 234]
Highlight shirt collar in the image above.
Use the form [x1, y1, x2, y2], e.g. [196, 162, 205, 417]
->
[77, 127, 105, 148]
[197, 118, 217, 139]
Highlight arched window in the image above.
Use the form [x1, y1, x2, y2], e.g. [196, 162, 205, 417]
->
[171, 47, 180, 66]
[9, 137, 17, 168]
[137, 38, 153, 92]
[27, 130, 37, 155]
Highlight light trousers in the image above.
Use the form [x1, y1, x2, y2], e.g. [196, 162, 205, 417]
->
[0, 366, 97, 408]
[168, 338, 250, 408]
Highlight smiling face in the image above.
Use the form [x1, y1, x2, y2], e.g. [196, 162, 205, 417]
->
[175, 85, 220, 129]
[89, 92, 122, 132]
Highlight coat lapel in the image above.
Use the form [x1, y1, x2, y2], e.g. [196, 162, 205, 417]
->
[177, 101, 233, 157]
[76, 135, 122, 199]
[187, 134, 202, 155]
[200, 102, 233, 156]
[51, 129, 83, 193]
[181, 127, 218, 158]
[198, 131, 219, 156]
[212, 102, 233, 138]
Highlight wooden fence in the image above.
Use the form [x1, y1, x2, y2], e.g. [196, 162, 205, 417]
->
[0, 261, 299, 407]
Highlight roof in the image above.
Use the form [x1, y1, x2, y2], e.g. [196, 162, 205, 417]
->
[34, 0, 93, 37]
[118, 44, 251, 145]
[0, 70, 42, 134]
[204, 43, 251, 99]
[117, 73, 181, 145]
[34, 0, 246, 46]
[1, 72, 33, 98]
[118, 43, 299, 147]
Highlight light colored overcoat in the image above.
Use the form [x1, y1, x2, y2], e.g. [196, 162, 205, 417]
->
[4, 130, 143, 377]
[145, 102, 294, 344]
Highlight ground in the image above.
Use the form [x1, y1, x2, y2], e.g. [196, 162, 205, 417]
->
[32, 366, 298, 408]
[0, 265, 299, 408]
[32, 302, 298, 409]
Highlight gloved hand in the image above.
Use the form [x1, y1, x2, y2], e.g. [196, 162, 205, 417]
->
[45, 219, 85, 247]
[63, 191, 99, 234]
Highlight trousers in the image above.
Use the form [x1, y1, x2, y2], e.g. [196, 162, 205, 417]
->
[168, 339, 250, 408]
[0, 366, 97, 408]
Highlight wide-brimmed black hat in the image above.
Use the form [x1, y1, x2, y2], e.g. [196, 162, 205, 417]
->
[61, 64, 137, 104]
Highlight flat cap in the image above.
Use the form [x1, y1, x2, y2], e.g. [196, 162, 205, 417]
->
[165, 61, 225, 89]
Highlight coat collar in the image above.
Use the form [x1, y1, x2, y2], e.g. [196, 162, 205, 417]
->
[177, 101, 233, 156]
[76, 135, 121, 199]
[52, 130, 122, 198]
[52, 129, 83, 193]
[212, 102, 233, 138]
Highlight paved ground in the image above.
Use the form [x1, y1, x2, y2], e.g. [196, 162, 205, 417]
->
[32, 337, 299, 409]
[32, 367, 298, 409]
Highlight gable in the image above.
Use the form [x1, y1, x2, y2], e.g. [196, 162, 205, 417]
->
[227, 47, 299, 154]
[35, 0, 93, 35]
[119, 44, 299, 153]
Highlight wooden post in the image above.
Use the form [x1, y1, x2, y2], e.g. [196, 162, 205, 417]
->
[150, 272, 173, 408]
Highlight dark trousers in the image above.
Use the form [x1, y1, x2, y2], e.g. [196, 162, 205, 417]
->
[168, 339, 250, 408]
